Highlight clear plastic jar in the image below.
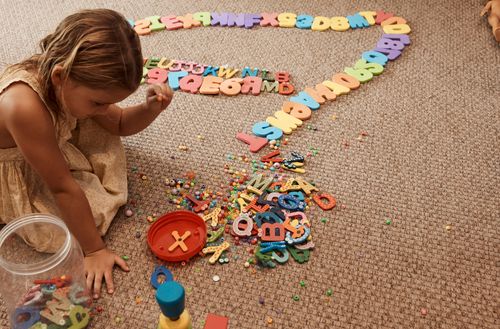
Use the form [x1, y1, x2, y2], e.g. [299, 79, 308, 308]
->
[0, 214, 92, 328]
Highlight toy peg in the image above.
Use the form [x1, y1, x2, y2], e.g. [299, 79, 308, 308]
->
[202, 241, 230, 264]
[482, 0, 500, 41]
[202, 207, 221, 227]
[313, 192, 337, 210]
[156, 281, 192, 329]
[168, 230, 192, 252]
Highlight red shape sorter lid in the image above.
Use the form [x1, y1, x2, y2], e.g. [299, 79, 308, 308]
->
[147, 210, 207, 262]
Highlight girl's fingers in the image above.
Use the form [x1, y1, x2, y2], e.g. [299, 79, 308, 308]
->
[104, 271, 114, 294]
[85, 271, 94, 292]
[93, 272, 103, 299]
[115, 255, 130, 272]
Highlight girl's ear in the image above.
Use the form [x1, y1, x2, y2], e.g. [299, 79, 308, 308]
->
[50, 65, 64, 87]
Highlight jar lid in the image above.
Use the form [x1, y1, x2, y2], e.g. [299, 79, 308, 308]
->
[147, 211, 207, 262]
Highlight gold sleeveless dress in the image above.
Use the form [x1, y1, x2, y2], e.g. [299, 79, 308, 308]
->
[0, 69, 127, 252]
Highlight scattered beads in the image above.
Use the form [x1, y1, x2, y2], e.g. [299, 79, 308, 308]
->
[212, 275, 220, 282]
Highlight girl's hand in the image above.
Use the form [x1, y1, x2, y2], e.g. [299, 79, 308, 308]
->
[84, 247, 130, 299]
[146, 83, 173, 112]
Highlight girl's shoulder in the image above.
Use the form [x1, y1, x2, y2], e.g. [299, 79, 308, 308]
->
[1, 80, 54, 131]
[0, 68, 57, 126]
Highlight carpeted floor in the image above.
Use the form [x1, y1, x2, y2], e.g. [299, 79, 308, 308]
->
[0, 0, 499, 328]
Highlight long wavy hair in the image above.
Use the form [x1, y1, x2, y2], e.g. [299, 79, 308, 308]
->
[1, 8, 143, 116]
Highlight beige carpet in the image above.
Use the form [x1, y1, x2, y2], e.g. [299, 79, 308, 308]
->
[1, 0, 499, 328]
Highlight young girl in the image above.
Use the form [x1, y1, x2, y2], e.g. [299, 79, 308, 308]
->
[0, 9, 172, 299]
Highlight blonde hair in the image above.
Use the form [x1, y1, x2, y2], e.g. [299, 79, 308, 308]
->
[2, 9, 143, 115]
